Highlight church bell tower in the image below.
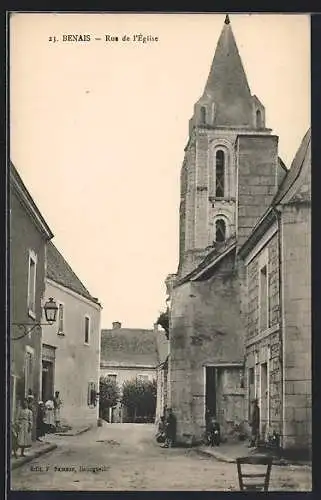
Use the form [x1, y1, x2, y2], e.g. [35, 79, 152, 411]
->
[178, 14, 276, 277]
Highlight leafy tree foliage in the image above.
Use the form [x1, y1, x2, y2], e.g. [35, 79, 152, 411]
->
[157, 309, 169, 339]
[122, 378, 157, 421]
[99, 376, 120, 419]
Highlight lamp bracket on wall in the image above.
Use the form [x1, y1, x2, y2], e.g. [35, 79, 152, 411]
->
[11, 322, 55, 341]
[11, 297, 58, 341]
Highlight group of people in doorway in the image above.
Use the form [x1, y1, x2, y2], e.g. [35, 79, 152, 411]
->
[156, 408, 177, 448]
[155, 399, 261, 450]
[36, 391, 63, 440]
[12, 390, 63, 458]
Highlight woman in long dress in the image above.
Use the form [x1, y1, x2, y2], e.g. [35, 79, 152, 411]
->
[44, 398, 55, 432]
[17, 399, 33, 456]
[53, 391, 62, 429]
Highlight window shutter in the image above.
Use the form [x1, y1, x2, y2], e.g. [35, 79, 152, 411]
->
[88, 382, 96, 406]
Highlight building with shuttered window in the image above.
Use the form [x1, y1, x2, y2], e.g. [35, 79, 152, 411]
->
[42, 242, 102, 428]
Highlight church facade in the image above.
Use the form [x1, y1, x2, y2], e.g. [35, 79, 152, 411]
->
[166, 15, 311, 454]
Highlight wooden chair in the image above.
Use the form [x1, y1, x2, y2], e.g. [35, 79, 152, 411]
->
[236, 455, 273, 491]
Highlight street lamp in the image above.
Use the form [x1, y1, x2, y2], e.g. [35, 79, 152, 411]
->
[12, 297, 58, 340]
[43, 297, 58, 323]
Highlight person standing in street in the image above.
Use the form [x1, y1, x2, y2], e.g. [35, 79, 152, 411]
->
[249, 398, 260, 448]
[53, 391, 63, 430]
[163, 408, 177, 448]
[36, 401, 46, 442]
[156, 415, 166, 444]
[17, 399, 33, 457]
[45, 397, 55, 432]
[26, 389, 34, 406]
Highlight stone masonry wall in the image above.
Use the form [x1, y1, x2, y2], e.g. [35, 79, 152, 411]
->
[244, 233, 282, 439]
[245, 233, 280, 342]
[184, 141, 196, 253]
[245, 332, 282, 439]
[194, 130, 209, 249]
[246, 258, 259, 339]
[237, 135, 279, 249]
[170, 252, 245, 444]
[179, 160, 188, 263]
[169, 280, 195, 444]
[282, 204, 311, 451]
[269, 234, 280, 326]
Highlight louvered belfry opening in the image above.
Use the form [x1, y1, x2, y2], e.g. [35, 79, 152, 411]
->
[215, 150, 225, 197]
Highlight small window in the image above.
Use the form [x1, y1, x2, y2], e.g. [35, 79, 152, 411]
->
[84, 316, 90, 344]
[261, 362, 268, 396]
[240, 369, 245, 389]
[87, 381, 96, 406]
[215, 150, 225, 197]
[107, 374, 117, 382]
[256, 109, 263, 129]
[248, 367, 255, 418]
[58, 304, 64, 335]
[200, 106, 206, 124]
[215, 219, 226, 243]
[27, 251, 37, 317]
[259, 265, 269, 331]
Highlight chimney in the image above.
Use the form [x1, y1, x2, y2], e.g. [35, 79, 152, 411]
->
[112, 321, 122, 329]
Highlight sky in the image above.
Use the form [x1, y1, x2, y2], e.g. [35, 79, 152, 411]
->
[10, 13, 310, 329]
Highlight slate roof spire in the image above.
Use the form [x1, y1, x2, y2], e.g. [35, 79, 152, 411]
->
[202, 14, 254, 127]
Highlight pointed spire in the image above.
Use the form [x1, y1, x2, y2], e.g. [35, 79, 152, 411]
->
[201, 15, 254, 127]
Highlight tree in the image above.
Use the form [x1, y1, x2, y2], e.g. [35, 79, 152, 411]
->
[157, 309, 169, 339]
[99, 376, 120, 419]
[122, 378, 157, 422]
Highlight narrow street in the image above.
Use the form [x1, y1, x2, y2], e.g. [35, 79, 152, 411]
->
[11, 423, 312, 491]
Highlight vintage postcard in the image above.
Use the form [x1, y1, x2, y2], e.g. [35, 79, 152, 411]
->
[9, 12, 311, 491]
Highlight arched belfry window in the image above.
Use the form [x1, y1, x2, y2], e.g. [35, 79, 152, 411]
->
[256, 109, 263, 129]
[200, 106, 206, 125]
[215, 150, 225, 197]
[215, 219, 226, 243]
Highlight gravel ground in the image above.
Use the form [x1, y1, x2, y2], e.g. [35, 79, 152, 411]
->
[11, 423, 312, 491]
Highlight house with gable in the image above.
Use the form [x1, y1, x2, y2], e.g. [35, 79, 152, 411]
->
[42, 241, 102, 428]
[100, 322, 160, 422]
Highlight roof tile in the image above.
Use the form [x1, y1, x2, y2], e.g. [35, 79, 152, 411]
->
[46, 242, 99, 304]
[100, 328, 160, 366]
[273, 128, 311, 205]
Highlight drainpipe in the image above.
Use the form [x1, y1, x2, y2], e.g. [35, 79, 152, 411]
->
[272, 206, 284, 449]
